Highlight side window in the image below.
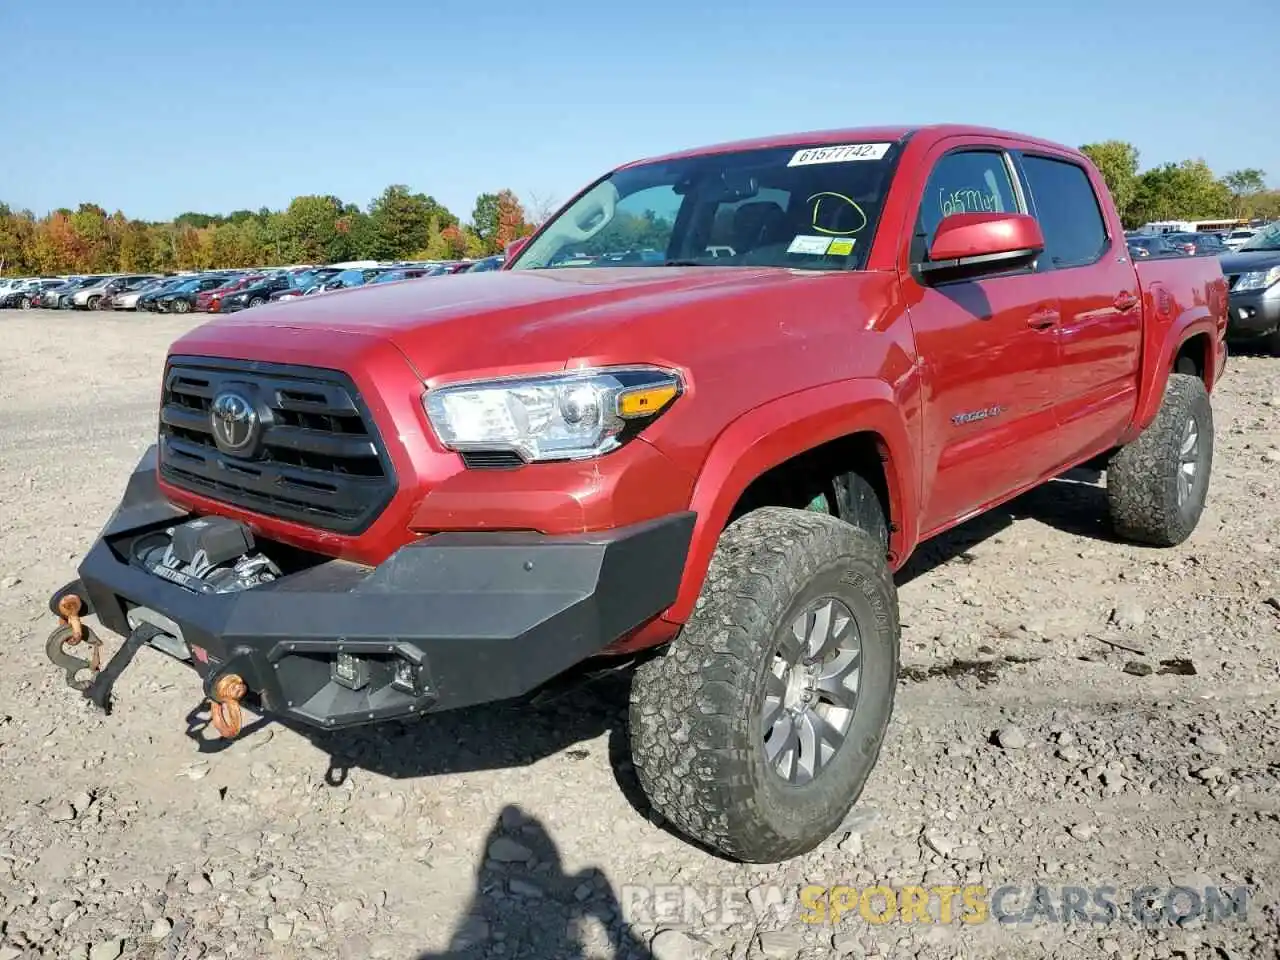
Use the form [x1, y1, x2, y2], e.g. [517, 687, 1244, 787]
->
[1019, 155, 1109, 269]
[570, 184, 682, 261]
[912, 150, 1018, 262]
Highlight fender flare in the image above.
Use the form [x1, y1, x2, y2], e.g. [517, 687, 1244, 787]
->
[1127, 304, 1220, 442]
[661, 378, 918, 625]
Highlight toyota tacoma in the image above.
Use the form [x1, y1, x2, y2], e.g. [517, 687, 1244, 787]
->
[48, 124, 1228, 862]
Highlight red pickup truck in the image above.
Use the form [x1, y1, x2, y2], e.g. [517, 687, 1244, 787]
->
[50, 124, 1227, 863]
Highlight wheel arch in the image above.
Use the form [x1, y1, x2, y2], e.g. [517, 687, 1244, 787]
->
[1125, 305, 1221, 444]
[660, 379, 918, 626]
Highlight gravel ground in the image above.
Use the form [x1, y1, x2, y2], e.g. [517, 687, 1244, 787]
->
[0, 311, 1277, 960]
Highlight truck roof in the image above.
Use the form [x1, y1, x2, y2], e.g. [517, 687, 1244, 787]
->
[622, 124, 1083, 168]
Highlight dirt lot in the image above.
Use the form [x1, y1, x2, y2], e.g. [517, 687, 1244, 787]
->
[0, 311, 1277, 960]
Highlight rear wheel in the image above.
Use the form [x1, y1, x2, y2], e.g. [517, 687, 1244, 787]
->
[18, 296, 31, 310]
[171, 299, 190, 314]
[248, 297, 265, 308]
[86, 296, 101, 310]
[629, 506, 899, 862]
[1107, 372, 1212, 546]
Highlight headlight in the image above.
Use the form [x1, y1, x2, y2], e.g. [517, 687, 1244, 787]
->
[1234, 266, 1280, 291]
[424, 366, 682, 463]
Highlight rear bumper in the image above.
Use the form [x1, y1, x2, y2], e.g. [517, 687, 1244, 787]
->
[65, 449, 694, 729]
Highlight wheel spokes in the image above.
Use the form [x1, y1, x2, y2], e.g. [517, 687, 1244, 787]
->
[762, 595, 864, 785]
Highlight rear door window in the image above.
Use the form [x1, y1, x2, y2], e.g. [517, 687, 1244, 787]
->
[1019, 155, 1110, 269]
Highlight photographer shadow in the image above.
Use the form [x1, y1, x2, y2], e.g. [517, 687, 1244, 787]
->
[414, 803, 652, 960]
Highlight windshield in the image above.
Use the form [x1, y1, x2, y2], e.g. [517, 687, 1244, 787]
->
[511, 141, 903, 272]
[1239, 224, 1280, 251]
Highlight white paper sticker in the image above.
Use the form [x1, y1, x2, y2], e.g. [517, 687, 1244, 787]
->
[787, 235, 833, 256]
[787, 143, 891, 167]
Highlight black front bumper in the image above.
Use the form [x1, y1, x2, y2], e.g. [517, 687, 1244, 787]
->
[65, 449, 694, 730]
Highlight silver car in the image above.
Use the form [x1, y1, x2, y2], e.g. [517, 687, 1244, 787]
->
[112, 276, 177, 310]
[73, 274, 159, 310]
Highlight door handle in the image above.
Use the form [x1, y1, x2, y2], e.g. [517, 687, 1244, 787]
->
[1027, 308, 1059, 330]
[1114, 291, 1139, 312]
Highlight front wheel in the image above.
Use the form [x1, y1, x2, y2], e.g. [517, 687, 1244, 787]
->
[629, 507, 899, 862]
[248, 297, 265, 308]
[18, 297, 31, 310]
[86, 296, 101, 310]
[170, 299, 190, 314]
[1107, 372, 1213, 546]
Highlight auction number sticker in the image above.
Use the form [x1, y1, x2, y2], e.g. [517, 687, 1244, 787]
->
[787, 143, 891, 167]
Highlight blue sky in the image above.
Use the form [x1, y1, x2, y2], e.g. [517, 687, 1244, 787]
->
[2, 0, 1275, 223]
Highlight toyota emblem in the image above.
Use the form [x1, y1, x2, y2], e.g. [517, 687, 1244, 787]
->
[209, 391, 259, 454]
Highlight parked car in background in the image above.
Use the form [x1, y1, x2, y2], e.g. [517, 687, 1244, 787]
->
[1219, 221, 1280, 353]
[301, 266, 388, 296]
[72, 274, 158, 310]
[267, 267, 342, 303]
[34, 277, 102, 309]
[1223, 228, 1257, 251]
[153, 274, 238, 313]
[114, 276, 182, 311]
[197, 274, 265, 312]
[1126, 234, 1181, 260]
[463, 255, 505, 272]
[367, 266, 433, 285]
[0, 278, 63, 309]
[1163, 232, 1227, 257]
[138, 276, 204, 312]
[218, 272, 305, 312]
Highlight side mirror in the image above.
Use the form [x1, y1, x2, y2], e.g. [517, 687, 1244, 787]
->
[505, 236, 530, 261]
[919, 212, 1044, 281]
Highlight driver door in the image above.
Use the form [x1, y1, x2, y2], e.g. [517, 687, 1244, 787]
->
[903, 144, 1065, 534]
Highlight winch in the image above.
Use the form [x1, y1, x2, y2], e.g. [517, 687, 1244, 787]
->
[131, 516, 281, 595]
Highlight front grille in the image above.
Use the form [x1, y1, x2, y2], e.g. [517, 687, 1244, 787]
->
[158, 357, 397, 534]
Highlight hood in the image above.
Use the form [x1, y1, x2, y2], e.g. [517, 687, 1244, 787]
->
[1220, 249, 1280, 273]
[173, 266, 826, 378]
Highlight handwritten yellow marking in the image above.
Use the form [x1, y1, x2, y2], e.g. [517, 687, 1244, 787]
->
[807, 192, 868, 235]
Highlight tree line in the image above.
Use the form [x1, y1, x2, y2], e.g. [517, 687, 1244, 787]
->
[2, 143, 1276, 276]
[1079, 141, 1277, 228]
[0, 186, 536, 276]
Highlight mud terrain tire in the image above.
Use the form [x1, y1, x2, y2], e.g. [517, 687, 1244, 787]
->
[1107, 372, 1213, 547]
[629, 506, 899, 862]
